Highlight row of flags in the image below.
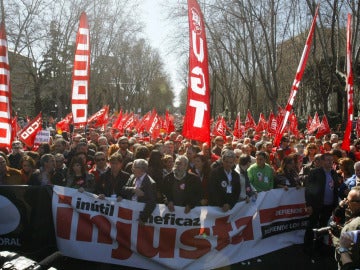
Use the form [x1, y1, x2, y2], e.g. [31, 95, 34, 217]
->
[212, 109, 331, 140]
[0, 1, 356, 152]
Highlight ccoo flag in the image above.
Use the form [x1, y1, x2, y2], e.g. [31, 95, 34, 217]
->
[71, 12, 90, 127]
[182, 0, 211, 144]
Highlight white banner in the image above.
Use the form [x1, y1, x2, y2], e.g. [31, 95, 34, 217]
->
[52, 186, 308, 270]
[34, 130, 50, 144]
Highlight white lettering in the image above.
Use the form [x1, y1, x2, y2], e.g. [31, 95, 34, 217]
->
[190, 67, 205, 95]
[189, 99, 207, 128]
[192, 31, 204, 62]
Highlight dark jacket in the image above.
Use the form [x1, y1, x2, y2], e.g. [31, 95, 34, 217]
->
[121, 174, 157, 222]
[161, 171, 203, 208]
[208, 166, 241, 208]
[305, 167, 339, 210]
[94, 169, 130, 196]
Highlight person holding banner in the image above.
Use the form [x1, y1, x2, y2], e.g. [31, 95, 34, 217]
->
[0, 151, 22, 185]
[119, 159, 157, 225]
[28, 154, 55, 186]
[161, 155, 203, 214]
[95, 152, 130, 198]
[208, 149, 240, 211]
[247, 151, 274, 192]
[66, 156, 95, 192]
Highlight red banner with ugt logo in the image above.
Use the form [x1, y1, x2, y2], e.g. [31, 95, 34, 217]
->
[182, 0, 210, 144]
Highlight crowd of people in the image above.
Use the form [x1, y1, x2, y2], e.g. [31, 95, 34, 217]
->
[3, 127, 360, 269]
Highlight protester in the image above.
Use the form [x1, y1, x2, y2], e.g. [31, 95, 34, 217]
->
[119, 159, 157, 225]
[247, 151, 274, 192]
[235, 154, 256, 202]
[303, 152, 340, 254]
[89, 151, 109, 182]
[52, 153, 68, 186]
[208, 149, 240, 211]
[0, 151, 22, 185]
[95, 152, 130, 198]
[117, 136, 134, 169]
[331, 187, 360, 269]
[191, 153, 211, 205]
[20, 155, 39, 184]
[302, 143, 318, 166]
[299, 153, 322, 186]
[28, 153, 55, 186]
[338, 158, 356, 199]
[212, 136, 224, 157]
[161, 155, 203, 213]
[162, 154, 174, 177]
[274, 155, 301, 191]
[66, 156, 95, 192]
[8, 140, 24, 170]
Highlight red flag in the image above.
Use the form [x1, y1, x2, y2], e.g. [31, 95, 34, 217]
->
[122, 112, 135, 132]
[342, 14, 354, 151]
[56, 113, 73, 132]
[182, 0, 211, 144]
[255, 113, 268, 133]
[268, 111, 277, 135]
[245, 110, 256, 130]
[146, 110, 161, 139]
[289, 112, 299, 136]
[233, 113, 243, 138]
[306, 115, 312, 130]
[274, 6, 319, 146]
[212, 115, 227, 137]
[18, 113, 42, 148]
[164, 110, 175, 134]
[88, 105, 109, 127]
[316, 115, 331, 139]
[11, 116, 20, 142]
[136, 110, 151, 133]
[308, 112, 321, 134]
[0, 22, 12, 148]
[112, 110, 123, 129]
[71, 12, 90, 127]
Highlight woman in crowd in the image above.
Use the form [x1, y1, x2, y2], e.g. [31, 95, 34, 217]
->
[275, 155, 301, 190]
[148, 149, 164, 203]
[302, 143, 318, 167]
[20, 155, 39, 184]
[191, 153, 211, 205]
[66, 156, 95, 192]
[162, 154, 174, 177]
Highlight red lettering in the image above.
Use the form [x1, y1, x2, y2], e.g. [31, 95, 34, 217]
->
[76, 213, 112, 244]
[179, 228, 211, 259]
[231, 216, 254, 244]
[137, 225, 176, 258]
[56, 207, 73, 239]
[112, 221, 133, 260]
[212, 216, 232, 251]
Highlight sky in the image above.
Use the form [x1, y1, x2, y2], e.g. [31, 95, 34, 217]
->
[139, 0, 184, 107]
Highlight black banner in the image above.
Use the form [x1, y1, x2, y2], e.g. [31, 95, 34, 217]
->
[0, 185, 56, 258]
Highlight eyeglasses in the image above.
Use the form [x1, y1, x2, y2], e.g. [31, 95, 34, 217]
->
[96, 158, 106, 162]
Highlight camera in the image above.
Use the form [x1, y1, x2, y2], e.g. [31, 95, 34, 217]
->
[312, 221, 340, 238]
